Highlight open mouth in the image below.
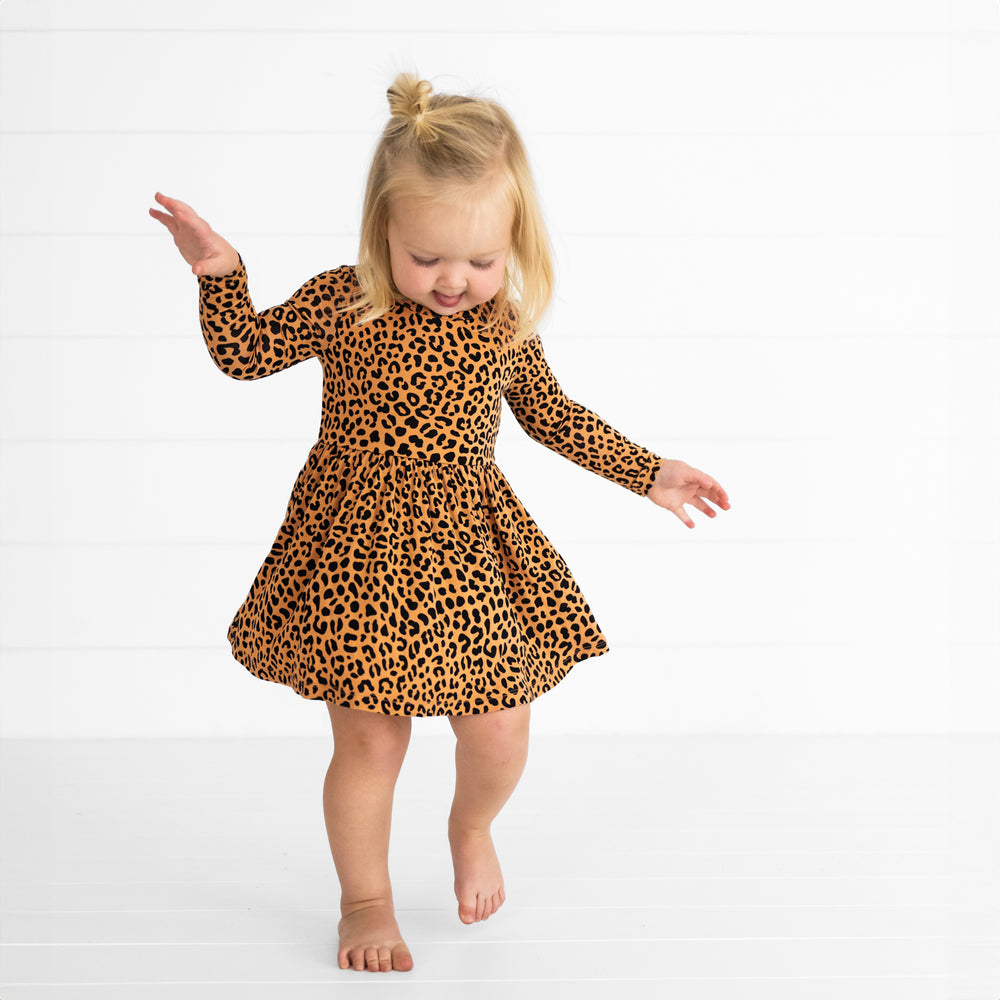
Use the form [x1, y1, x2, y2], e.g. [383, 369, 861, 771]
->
[432, 291, 463, 309]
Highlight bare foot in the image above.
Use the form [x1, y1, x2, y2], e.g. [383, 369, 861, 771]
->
[337, 900, 414, 972]
[449, 824, 506, 924]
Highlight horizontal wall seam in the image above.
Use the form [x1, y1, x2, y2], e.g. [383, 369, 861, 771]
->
[4, 130, 996, 137]
[0, 232, 964, 240]
[3, 28, 998, 36]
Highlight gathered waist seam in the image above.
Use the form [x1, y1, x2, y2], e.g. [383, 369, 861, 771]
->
[311, 441, 494, 466]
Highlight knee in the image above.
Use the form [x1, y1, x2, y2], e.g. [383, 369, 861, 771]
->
[452, 705, 530, 764]
[329, 705, 411, 768]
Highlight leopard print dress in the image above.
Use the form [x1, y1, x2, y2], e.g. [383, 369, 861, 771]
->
[198, 258, 664, 717]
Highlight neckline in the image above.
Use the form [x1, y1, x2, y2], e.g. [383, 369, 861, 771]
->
[398, 296, 492, 323]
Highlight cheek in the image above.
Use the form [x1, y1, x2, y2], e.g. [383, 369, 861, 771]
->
[482, 265, 506, 296]
[390, 257, 420, 294]
[387, 241, 415, 289]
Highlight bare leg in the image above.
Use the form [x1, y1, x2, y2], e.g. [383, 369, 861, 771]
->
[447, 703, 530, 924]
[323, 703, 414, 972]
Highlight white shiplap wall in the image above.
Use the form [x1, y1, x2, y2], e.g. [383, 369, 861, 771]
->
[1, 0, 997, 737]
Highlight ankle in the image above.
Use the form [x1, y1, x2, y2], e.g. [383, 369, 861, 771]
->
[340, 894, 394, 919]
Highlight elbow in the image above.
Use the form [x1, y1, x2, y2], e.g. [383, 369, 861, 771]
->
[203, 343, 262, 381]
[212, 360, 259, 381]
[516, 411, 570, 448]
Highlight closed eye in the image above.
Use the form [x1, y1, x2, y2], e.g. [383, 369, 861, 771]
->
[410, 254, 498, 270]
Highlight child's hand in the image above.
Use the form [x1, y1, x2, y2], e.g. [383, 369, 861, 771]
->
[647, 459, 730, 529]
[148, 192, 240, 276]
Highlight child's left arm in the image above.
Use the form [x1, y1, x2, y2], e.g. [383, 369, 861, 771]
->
[503, 334, 729, 528]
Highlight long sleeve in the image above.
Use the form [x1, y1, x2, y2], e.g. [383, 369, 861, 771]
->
[197, 255, 343, 380]
[503, 333, 664, 498]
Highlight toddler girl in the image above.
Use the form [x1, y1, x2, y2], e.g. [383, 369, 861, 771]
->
[150, 73, 729, 974]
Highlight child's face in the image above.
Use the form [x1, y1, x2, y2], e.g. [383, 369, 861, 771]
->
[386, 182, 514, 316]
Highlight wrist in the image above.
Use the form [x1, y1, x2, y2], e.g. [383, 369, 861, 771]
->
[196, 246, 241, 278]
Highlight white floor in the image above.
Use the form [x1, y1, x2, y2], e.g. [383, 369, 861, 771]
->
[1, 733, 998, 999]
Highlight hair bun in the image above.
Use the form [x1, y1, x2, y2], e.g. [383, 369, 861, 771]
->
[387, 73, 433, 124]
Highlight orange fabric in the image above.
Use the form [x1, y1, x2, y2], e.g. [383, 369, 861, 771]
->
[199, 259, 663, 716]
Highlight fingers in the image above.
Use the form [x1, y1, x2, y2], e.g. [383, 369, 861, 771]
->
[666, 503, 695, 528]
[147, 207, 178, 235]
[710, 483, 731, 509]
[690, 496, 718, 519]
[150, 192, 204, 231]
[670, 492, 724, 528]
[148, 192, 192, 234]
[153, 191, 194, 218]
[691, 469, 730, 509]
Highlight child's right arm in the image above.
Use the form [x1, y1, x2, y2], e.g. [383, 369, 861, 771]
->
[150, 192, 340, 380]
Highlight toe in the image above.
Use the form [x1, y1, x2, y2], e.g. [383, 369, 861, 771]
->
[458, 896, 477, 924]
[378, 945, 393, 972]
[393, 943, 415, 972]
[365, 946, 380, 972]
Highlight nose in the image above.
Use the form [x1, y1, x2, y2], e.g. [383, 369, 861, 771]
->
[437, 262, 466, 292]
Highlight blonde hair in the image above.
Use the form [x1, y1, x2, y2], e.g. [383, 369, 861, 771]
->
[352, 73, 554, 348]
